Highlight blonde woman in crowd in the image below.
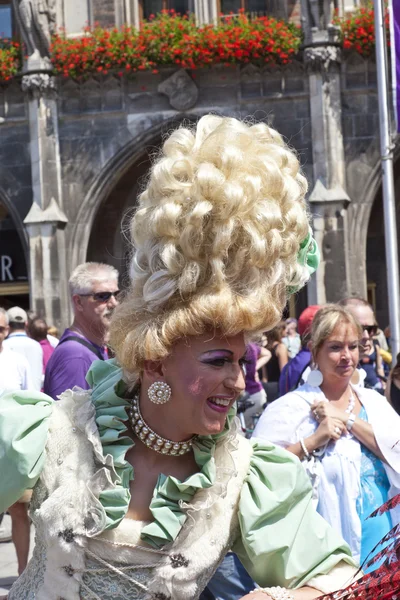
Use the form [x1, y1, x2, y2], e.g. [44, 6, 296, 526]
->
[253, 304, 400, 572]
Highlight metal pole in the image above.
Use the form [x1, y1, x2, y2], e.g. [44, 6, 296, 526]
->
[388, 0, 398, 131]
[374, 0, 400, 362]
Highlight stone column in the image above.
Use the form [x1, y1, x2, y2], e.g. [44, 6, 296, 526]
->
[22, 72, 70, 330]
[305, 28, 352, 304]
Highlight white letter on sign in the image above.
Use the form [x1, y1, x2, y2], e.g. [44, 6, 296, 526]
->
[1, 255, 14, 281]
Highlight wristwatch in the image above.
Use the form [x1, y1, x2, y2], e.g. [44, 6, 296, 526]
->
[346, 412, 356, 431]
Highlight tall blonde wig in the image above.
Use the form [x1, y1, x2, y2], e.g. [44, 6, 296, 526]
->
[110, 115, 312, 382]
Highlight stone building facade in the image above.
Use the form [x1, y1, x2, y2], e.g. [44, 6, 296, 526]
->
[0, 0, 397, 330]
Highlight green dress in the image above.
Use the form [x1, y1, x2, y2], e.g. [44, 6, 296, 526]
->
[0, 359, 355, 598]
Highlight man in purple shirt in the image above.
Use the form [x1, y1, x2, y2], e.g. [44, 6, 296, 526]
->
[44, 262, 120, 400]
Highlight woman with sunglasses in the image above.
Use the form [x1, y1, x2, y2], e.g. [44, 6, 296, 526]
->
[0, 116, 358, 600]
[253, 304, 400, 573]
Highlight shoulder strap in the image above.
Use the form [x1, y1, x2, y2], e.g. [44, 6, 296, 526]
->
[58, 335, 104, 361]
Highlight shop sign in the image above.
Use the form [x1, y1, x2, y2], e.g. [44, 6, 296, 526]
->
[1, 255, 14, 282]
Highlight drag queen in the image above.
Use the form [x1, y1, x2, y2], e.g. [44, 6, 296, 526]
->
[0, 116, 356, 600]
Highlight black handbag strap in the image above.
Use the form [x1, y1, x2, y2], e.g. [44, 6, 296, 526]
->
[58, 335, 104, 361]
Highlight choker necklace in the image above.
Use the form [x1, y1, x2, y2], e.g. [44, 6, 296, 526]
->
[129, 395, 196, 456]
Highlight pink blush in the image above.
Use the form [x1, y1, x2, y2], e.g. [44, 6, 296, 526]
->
[188, 377, 203, 396]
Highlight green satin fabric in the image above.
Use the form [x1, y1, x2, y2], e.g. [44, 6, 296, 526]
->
[233, 440, 354, 588]
[0, 390, 54, 513]
[288, 226, 321, 294]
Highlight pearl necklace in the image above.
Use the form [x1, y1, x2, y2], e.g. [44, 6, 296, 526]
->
[346, 390, 355, 414]
[128, 395, 196, 456]
[320, 389, 355, 413]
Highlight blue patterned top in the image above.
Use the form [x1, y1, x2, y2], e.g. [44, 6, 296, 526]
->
[356, 406, 392, 572]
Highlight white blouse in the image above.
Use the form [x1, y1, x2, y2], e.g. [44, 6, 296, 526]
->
[252, 383, 400, 563]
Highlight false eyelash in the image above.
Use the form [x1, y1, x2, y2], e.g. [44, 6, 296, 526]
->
[239, 358, 252, 367]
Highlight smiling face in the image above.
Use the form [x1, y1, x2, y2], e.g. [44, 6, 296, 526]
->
[141, 331, 247, 440]
[314, 322, 360, 384]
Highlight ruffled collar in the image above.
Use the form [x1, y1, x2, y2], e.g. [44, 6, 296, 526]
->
[86, 359, 236, 548]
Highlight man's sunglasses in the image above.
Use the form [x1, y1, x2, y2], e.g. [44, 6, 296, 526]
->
[361, 325, 377, 336]
[80, 290, 121, 302]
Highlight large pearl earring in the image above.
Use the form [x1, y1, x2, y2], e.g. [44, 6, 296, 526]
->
[148, 381, 172, 405]
[306, 368, 323, 388]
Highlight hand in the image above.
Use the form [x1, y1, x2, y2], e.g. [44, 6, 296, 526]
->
[311, 400, 348, 424]
[310, 416, 346, 448]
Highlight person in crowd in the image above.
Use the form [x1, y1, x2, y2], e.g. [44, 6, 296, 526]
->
[374, 327, 388, 352]
[264, 321, 289, 402]
[279, 305, 321, 395]
[43, 262, 120, 400]
[0, 116, 357, 600]
[385, 352, 400, 415]
[373, 327, 391, 378]
[384, 325, 391, 349]
[46, 325, 59, 346]
[253, 304, 400, 571]
[0, 308, 33, 394]
[359, 336, 385, 392]
[3, 307, 43, 391]
[28, 311, 59, 348]
[242, 341, 271, 428]
[27, 317, 55, 386]
[0, 308, 34, 573]
[338, 298, 385, 391]
[283, 317, 301, 358]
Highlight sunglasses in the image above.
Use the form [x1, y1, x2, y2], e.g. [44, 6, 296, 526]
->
[80, 290, 121, 302]
[0, 326, 7, 334]
[361, 325, 377, 336]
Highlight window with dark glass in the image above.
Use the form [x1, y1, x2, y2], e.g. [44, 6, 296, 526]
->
[0, 3, 12, 39]
[248, 0, 268, 15]
[219, 1, 288, 18]
[140, 0, 190, 19]
[220, 0, 241, 13]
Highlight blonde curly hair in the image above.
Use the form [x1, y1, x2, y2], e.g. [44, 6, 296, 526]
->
[110, 115, 311, 383]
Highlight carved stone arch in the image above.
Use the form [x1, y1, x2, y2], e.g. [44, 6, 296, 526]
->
[0, 186, 29, 253]
[347, 142, 400, 313]
[69, 114, 198, 271]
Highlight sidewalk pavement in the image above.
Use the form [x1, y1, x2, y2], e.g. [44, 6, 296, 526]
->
[0, 515, 33, 596]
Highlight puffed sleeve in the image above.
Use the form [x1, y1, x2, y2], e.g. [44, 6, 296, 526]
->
[0, 390, 54, 513]
[232, 440, 356, 589]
